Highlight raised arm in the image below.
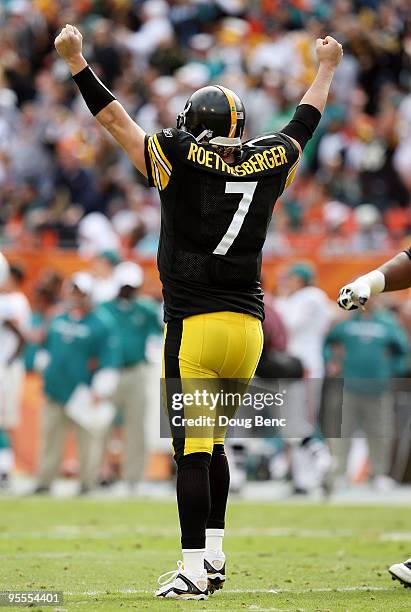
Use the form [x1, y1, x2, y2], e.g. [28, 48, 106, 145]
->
[281, 36, 343, 155]
[337, 251, 411, 311]
[55, 25, 147, 177]
[300, 37, 343, 113]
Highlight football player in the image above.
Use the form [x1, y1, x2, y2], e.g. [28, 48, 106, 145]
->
[338, 249, 411, 588]
[55, 24, 342, 600]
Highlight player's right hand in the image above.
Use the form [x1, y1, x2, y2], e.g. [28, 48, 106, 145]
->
[55, 24, 83, 62]
[316, 36, 343, 69]
[337, 281, 370, 311]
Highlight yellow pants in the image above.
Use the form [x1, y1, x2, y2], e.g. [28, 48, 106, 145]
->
[162, 311, 263, 461]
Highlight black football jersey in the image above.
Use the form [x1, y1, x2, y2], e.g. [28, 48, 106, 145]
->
[144, 128, 300, 321]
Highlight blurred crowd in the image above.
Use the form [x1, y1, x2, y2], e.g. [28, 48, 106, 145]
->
[1, 251, 411, 495]
[2, 0, 411, 255]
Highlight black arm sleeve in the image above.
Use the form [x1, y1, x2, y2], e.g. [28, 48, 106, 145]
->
[281, 104, 322, 151]
[72, 66, 116, 116]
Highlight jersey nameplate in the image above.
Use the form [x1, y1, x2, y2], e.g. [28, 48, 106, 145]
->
[186, 142, 288, 176]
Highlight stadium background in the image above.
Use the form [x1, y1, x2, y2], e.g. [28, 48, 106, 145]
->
[2, 1, 411, 610]
[2, 1, 411, 485]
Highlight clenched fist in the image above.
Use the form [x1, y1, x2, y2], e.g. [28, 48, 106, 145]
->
[337, 281, 370, 311]
[337, 270, 385, 311]
[55, 24, 87, 74]
[316, 36, 343, 69]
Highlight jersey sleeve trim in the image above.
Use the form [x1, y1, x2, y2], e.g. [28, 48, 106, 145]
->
[279, 132, 302, 190]
[284, 150, 301, 189]
[145, 134, 173, 190]
[144, 135, 155, 188]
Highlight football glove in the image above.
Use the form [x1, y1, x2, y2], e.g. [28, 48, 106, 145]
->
[337, 282, 370, 311]
[337, 270, 385, 311]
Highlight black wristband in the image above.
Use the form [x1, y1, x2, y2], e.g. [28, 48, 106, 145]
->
[281, 104, 322, 150]
[72, 65, 116, 116]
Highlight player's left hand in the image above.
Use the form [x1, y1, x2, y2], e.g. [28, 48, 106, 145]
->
[337, 281, 370, 311]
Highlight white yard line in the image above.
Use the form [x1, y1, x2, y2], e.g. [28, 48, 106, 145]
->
[0, 526, 355, 538]
[65, 585, 390, 596]
[0, 551, 161, 559]
[380, 532, 411, 541]
[0, 526, 406, 540]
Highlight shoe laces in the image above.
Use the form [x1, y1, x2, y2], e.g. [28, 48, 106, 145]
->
[157, 560, 183, 586]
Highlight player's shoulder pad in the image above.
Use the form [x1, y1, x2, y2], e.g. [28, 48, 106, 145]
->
[154, 127, 194, 149]
[243, 131, 300, 186]
[145, 128, 194, 190]
[244, 131, 298, 155]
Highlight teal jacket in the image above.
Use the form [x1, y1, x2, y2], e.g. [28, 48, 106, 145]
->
[43, 309, 121, 405]
[99, 297, 162, 368]
[324, 309, 409, 394]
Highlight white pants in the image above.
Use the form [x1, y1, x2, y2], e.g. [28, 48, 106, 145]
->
[95, 363, 148, 485]
[329, 390, 394, 478]
[37, 400, 101, 489]
[0, 360, 25, 429]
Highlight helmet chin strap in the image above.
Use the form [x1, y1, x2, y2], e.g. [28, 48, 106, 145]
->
[194, 131, 242, 146]
[195, 129, 213, 142]
[209, 136, 242, 147]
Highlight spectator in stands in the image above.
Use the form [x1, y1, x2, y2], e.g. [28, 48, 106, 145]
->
[91, 249, 121, 304]
[276, 262, 334, 379]
[1, 1, 411, 251]
[256, 294, 303, 380]
[324, 300, 409, 491]
[24, 271, 63, 372]
[77, 213, 121, 258]
[0, 262, 31, 488]
[99, 262, 162, 491]
[34, 272, 120, 495]
[275, 262, 334, 494]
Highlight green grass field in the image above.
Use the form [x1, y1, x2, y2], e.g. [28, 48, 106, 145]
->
[0, 497, 410, 611]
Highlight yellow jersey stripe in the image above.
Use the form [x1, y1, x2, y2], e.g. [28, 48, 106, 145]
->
[149, 137, 171, 190]
[147, 138, 158, 188]
[218, 86, 237, 138]
[153, 134, 172, 173]
[148, 138, 161, 189]
[285, 153, 301, 189]
[151, 140, 171, 179]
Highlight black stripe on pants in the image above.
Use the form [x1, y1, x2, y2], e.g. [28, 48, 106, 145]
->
[164, 318, 211, 549]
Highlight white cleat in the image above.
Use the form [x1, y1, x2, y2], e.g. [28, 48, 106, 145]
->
[204, 550, 226, 593]
[155, 560, 208, 600]
[389, 559, 411, 587]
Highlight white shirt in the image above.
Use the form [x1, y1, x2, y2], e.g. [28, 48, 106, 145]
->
[0, 291, 31, 365]
[92, 277, 118, 304]
[276, 287, 332, 378]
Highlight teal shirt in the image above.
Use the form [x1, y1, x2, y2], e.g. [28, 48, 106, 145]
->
[43, 309, 121, 405]
[324, 310, 409, 394]
[99, 297, 162, 367]
[24, 311, 45, 371]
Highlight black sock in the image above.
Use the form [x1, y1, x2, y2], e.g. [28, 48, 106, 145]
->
[176, 452, 211, 549]
[207, 444, 230, 530]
